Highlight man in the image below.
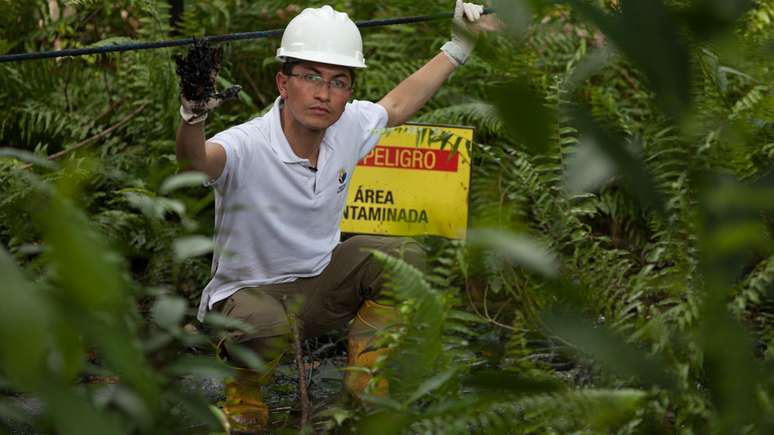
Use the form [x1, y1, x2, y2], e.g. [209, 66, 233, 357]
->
[176, 1, 491, 431]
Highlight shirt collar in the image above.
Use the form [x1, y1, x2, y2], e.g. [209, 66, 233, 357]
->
[269, 97, 335, 165]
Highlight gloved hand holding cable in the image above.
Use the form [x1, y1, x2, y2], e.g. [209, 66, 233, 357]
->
[376, 1, 495, 127]
[175, 39, 242, 124]
[441, 0, 485, 66]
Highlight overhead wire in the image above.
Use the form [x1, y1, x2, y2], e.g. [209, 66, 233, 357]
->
[0, 8, 495, 64]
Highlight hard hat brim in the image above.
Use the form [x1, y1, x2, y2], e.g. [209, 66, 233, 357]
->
[276, 50, 367, 69]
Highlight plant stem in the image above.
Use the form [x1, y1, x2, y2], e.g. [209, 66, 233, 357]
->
[282, 296, 311, 428]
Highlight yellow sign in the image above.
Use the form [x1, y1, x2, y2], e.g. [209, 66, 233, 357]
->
[341, 123, 473, 239]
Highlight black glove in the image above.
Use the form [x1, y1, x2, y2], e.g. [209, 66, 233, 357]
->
[174, 38, 241, 124]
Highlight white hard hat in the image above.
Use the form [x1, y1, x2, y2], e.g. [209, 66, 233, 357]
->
[276, 5, 366, 68]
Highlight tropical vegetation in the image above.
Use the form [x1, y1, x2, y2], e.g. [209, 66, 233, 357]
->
[1, 0, 773, 434]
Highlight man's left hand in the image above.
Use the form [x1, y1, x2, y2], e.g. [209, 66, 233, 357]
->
[441, 1, 497, 66]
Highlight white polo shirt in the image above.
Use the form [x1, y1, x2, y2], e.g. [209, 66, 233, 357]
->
[196, 97, 388, 320]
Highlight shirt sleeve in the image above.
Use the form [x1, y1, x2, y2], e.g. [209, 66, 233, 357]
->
[349, 100, 389, 160]
[204, 123, 252, 192]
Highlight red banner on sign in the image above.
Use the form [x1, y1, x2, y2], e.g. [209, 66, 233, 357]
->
[358, 145, 459, 172]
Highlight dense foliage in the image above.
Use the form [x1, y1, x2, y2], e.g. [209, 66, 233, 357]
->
[1, 0, 773, 434]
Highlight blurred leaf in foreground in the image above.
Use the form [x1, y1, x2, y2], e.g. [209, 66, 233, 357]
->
[489, 77, 557, 154]
[33, 168, 162, 423]
[464, 369, 565, 395]
[562, 0, 692, 120]
[543, 312, 675, 389]
[374, 251, 447, 402]
[173, 235, 213, 261]
[697, 172, 773, 431]
[0, 248, 50, 388]
[678, 0, 755, 40]
[0, 248, 126, 435]
[151, 295, 188, 330]
[491, 0, 536, 38]
[468, 228, 559, 278]
[0, 148, 58, 170]
[568, 108, 666, 216]
[159, 171, 208, 194]
[563, 138, 616, 195]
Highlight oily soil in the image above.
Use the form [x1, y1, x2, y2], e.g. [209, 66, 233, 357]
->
[174, 38, 223, 101]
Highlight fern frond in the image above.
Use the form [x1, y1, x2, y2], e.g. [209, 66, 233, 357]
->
[407, 388, 649, 435]
[373, 251, 450, 401]
[414, 102, 503, 137]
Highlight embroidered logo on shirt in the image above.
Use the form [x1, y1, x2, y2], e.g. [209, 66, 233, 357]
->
[337, 168, 348, 193]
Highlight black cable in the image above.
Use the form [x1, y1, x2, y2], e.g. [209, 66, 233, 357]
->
[0, 8, 495, 64]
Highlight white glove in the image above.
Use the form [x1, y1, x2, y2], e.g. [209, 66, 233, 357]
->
[179, 85, 240, 125]
[441, 0, 485, 66]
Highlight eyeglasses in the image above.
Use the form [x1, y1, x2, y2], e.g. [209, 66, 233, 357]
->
[286, 72, 353, 93]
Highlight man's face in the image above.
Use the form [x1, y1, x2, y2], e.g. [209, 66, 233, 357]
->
[276, 61, 354, 132]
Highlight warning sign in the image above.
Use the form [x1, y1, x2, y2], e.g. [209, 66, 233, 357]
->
[340, 124, 473, 239]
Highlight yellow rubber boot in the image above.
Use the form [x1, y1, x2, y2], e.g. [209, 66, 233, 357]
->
[218, 339, 284, 434]
[222, 367, 270, 434]
[345, 300, 398, 399]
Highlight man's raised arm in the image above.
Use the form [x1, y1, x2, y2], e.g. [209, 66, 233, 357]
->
[175, 121, 226, 180]
[378, 52, 457, 128]
[378, 1, 496, 127]
[174, 39, 240, 179]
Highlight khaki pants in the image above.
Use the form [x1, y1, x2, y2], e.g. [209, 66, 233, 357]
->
[216, 235, 425, 353]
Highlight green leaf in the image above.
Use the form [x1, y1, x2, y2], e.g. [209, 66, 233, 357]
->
[678, 0, 754, 39]
[706, 221, 768, 253]
[371, 251, 448, 402]
[697, 173, 769, 430]
[698, 301, 761, 431]
[468, 229, 559, 278]
[222, 342, 267, 372]
[0, 248, 50, 388]
[0, 148, 57, 169]
[445, 322, 476, 336]
[203, 312, 257, 334]
[448, 309, 486, 324]
[162, 391, 227, 431]
[159, 172, 208, 194]
[124, 192, 186, 221]
[173, 236, 213, 261]
[569, 109, 665, 215]
[489, 77, 556, 154]
[164, 355, 233, 379]
[51, 317, 86, 382]
[491, 0, 534, 37]
[465, 369, 564, 394]
[42, 196, 127, 313]
[151, 296, 188, 330]
[563, 140, 616, 194]
[360, 396, 404, 411]
[562, 0, 692, 119]
[357, 411, 414, 435]
[404, 369, 456, 406]
[44, 388, 127, 435]
[104, 386, 152, 427]
[543, 312, 674, 389]
[72, 311, 161, 411]
[317, 406, 354, 426]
